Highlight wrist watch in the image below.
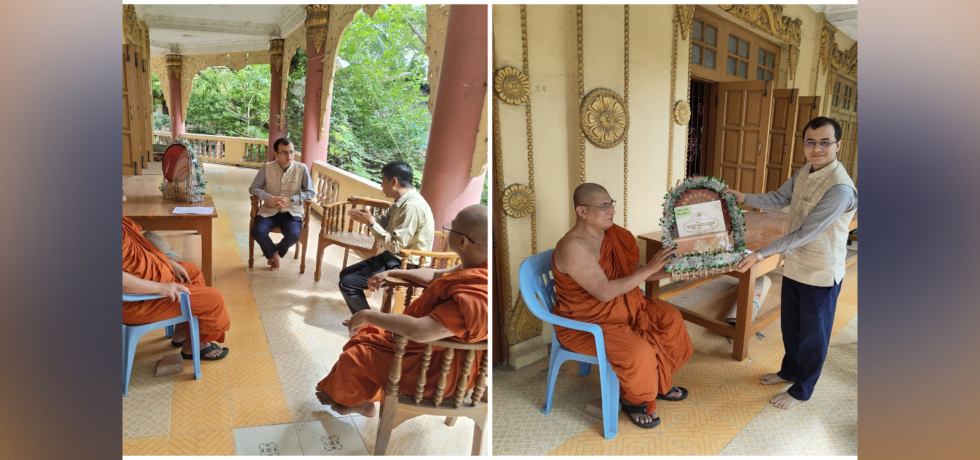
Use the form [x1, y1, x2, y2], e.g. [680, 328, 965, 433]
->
[756, 253, 765, 262]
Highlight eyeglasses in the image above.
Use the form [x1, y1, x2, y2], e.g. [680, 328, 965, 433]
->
[442, 224, 475, 244]
[276, 150, 296, 155]
[576, 200, 616, 212]
[803, 141, 837, 150]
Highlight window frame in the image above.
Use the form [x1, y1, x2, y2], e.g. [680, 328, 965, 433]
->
[689, 8, 781, 84]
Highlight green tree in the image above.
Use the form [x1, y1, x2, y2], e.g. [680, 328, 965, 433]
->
[185, 64, 271, 138]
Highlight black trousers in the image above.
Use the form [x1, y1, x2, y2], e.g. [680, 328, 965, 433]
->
[338, 251, 405, 315]
[776, 276, 843, 400]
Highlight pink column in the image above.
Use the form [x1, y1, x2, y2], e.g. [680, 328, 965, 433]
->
[300, 33, 329, 172]
[166, 55, 185, 137]
[268, 40, 285, 162]
[419, 5, 489, 242]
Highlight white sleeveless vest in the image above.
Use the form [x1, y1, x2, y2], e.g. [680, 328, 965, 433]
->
[258, 161, 306, 219]
[782, 160, 856, 287]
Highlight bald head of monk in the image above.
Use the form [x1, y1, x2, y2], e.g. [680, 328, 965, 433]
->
[573, 183, 616, 230]
[447, 204, 488, 268]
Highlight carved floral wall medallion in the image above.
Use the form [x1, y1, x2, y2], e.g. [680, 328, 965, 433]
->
[501, 184, 535, 218]
[580, 88, 628, 149]
[494, 66, 530, 105]
[673, 100, 692, 126]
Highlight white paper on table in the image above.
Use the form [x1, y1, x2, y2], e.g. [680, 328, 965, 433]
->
[675, 200, 726, 237]
[172, 207, 215, 215]
[744, 249, 754, 254]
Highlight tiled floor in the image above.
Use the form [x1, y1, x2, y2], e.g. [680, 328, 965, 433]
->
[492, 261, 858, 456]
[122, 162, 485, 456]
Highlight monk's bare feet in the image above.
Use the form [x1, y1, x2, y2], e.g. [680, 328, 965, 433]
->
[331, 401, 377, 417]
[181, 341, 226, 359]
[761, 373, 792, 385]
[271, 253, 280, 271]
[663, 387, 684, 399]
[770, 392, 803, 409]
[622, 400, 658, 426]
[171, 326, 186, 344]
[315, 389, 336, 406]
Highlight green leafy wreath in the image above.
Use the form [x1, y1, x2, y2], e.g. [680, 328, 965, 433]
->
[659, 176, 747, 279]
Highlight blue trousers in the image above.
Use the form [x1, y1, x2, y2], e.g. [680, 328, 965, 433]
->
[251, 212, 303, 260]
[776, 276, 843, 401]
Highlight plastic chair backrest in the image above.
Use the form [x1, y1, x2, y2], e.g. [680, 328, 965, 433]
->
[518, 249, 560, 319]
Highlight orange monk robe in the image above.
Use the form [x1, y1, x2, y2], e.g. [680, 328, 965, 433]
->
[318, 264, 489, 406]
[552, 224, 693, 414]
[122, 217, 231, 343]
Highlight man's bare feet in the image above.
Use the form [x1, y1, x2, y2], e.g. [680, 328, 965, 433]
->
[761, 373, 792, 385]
[271, 253, 280, 271]
[267, 256, 273, 267]
[315, 389, 377, 417]
[770, 392, 803, 409]
[171, 327, 186, 344]
[181, 341, 226, 359]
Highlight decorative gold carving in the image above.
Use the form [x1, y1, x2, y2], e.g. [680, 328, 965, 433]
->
[721, 4, 802, 47]
[623, 5, 630, 228]
[787, 45, 800, 83]
[674, 5, 696, 40]
[580, 88, 628, 149]
[305, 5, 330, 54]
[506, 296, 544, 346]
[668, 5, 685, 191]
[491, 52, 514, 343]
[502, 184, 535, 218]
[577, 5, 586, 183]
[165, 55, 182, 80]
[494, 67, 530, 105]
[269, 39, 284, 73]
[122, 5, 139, 45]
[520, 5, 538, 256]
[835, 43, 858, 79]
[672, 100, 691, 126]
[819, 21, 836, 74]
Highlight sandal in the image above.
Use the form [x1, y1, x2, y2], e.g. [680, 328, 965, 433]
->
[657, 386, 689, 401]
[181, 342, 229, 361]
[171, 339, 185, 348]
[620, 398, 660, 429]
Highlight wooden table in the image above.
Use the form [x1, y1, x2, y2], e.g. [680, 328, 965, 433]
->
[638, 211, 858, 361]
[123, 175, 218, 286]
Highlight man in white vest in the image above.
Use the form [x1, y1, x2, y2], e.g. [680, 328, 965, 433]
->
[249, 138, 315, 271]
[724, 117, 857, 410]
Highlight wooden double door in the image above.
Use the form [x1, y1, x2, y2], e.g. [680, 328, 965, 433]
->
[123, 43, 153, 176]
[707, 79, 821, 194]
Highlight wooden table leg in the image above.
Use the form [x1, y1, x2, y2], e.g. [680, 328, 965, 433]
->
[644, 239, 661, 299]
[201, 218, 213, 286]
[731, 270, 756, 361]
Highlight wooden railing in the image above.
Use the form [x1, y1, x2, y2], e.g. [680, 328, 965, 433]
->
[153, 131, 281, 168]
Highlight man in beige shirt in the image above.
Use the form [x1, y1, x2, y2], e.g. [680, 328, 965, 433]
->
[340, 161, 434, 314]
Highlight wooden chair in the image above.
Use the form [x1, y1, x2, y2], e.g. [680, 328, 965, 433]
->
[248, 195, 314, 273]
[432, 230, 450, 252]
[314, 170, 341, 207]
[314, 196, 392, 281]
[375, 333, 489, 456]
[381, 249, 462, 315]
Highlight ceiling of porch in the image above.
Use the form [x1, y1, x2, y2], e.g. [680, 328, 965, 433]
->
[134, 4, 307, 57]
[810, 4, 858, 40]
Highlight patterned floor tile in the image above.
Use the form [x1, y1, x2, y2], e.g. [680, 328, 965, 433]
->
[801, 408, 858, 456]
[127, 361, 174, 396]
[750, 342, 787, 370]
[170, 388, 232, 434]
[699, 382, 771, 427]
[226, 352, 280, 388]
[173, 358, 228, 392]
[719, 430, 789, 455]
[229, 385, 293, 428]
[729, 361, 791, 400]
[546, 437, 595, 456]
[232, 423, 304, 456]
[225, 308, 264, 331]
[743, 405, 822, 455]
[219, 328, 268, 355]
[515, 364, 587, 409]
[133, 334, 181, 364]
[572, 415, 659, 456]
[639, 434, 695, 455]
[789, 371, 852, 423]
[492, 410, 571, 456]
[661, 405, 742, 455]
[123, 393, 172, 439]
[491, 387, 541, 431]
[273, 350, 328, 385]
[316, 339, 350, 371]
[168, 429, 237, 455]
[296, 418, 370, 455]
[122, 435, 169, 456]
[281, 379, 350, 422]
[653, 397, 698, 432]
[412, 414, 473, 456]
[544, 386, 601, 435]
[672, 361, 731, 403]
[351, 414, 434, 456]
[825, 342, 858, 376]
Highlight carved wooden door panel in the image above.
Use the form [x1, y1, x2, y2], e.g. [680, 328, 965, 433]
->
[491, 173, 506, 366]
[763, 89, 799, 192]
[122, 45, 141, 175]
[790, 96, 820, 177]
[712, 79, 773, 195]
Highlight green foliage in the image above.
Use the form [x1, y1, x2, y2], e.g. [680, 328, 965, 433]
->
[185, 64, 271, 139]
[153, 113, 171, 132]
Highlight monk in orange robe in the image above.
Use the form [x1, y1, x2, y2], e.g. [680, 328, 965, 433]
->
[552, 183, 692, 428]
[122, 192, 231, 360]
[315, 205, 488, 417]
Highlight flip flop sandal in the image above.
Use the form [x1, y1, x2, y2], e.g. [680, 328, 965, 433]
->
[620, 399, 660, 429]
[181, 342, 229, 361]
[657, 386, 689, 401]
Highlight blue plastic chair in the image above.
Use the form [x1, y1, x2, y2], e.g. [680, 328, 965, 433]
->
[518, 249, 620, 439]
[122, 292, 201, 396]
